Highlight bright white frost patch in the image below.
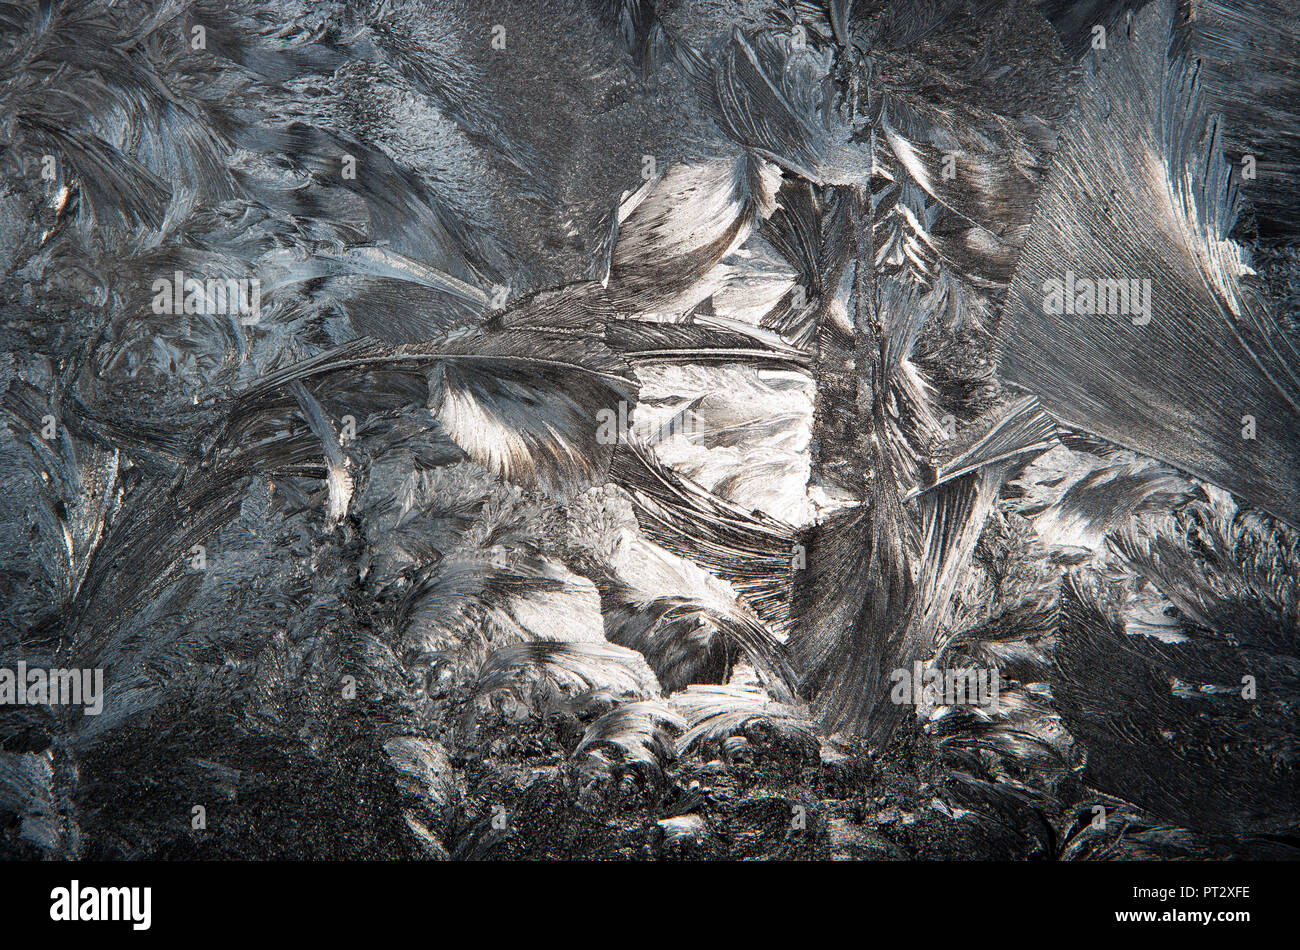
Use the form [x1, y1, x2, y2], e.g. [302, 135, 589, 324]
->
[631, 363, 814, 525]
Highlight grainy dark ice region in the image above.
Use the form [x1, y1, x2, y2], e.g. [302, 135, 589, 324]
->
[0, 0, 1297, 864]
